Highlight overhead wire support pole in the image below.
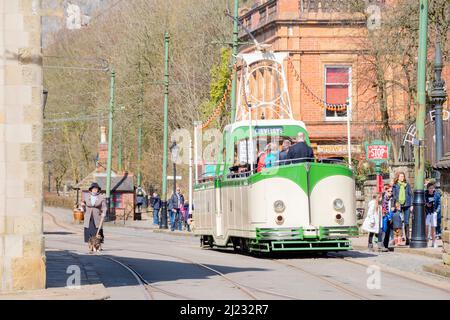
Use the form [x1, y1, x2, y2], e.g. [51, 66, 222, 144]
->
[411, 0, 428, 249]
[160, 32, 170, 229]
[230, 0, 239, 123]
[137, 78, 144, 187]
[106, 68, 116, 221]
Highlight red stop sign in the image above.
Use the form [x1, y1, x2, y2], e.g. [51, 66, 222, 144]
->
[367, 145, 388, 160]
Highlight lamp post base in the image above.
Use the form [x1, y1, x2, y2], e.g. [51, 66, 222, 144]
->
[160, 201, 168, 229]
[410, 190, 427, 248]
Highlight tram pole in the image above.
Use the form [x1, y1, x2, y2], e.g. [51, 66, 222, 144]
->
[160, 32, 170, 229]
[230, 0, 239, 123]
[106, 69, 116, 220]
[411, 0, 428, 248]
[137, 78, 143, 188]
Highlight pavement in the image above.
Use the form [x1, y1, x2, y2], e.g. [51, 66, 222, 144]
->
[0, 249, 109, 300]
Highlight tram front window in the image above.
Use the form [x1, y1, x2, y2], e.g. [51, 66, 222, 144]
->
[230, 136, 296, 177]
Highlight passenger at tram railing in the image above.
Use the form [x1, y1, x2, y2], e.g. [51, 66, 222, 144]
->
[286, 132, 314, 164]
[228, 162, 251, 178]
[256, 143, 279, 172]
[278, 139, 291, 165]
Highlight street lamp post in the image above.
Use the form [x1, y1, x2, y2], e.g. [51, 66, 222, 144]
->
[411, 0, 428, 248]
[431, 39, 447, 187]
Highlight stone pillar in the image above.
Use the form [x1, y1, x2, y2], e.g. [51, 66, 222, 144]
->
[0, 0, 46, 291]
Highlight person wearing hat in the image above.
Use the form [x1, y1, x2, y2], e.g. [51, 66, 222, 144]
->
[81, 182, 107, 252]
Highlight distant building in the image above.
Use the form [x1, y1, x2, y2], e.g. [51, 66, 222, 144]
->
[74, 126, 136, 220]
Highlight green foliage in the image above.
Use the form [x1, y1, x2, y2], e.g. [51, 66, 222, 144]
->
[200, 47, 232, 128]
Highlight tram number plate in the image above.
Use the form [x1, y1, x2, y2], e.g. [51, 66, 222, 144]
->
[367, 145, 388, 160]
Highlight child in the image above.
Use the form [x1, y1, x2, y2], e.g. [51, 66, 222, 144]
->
[380, 205, 393, 251]
[391, 201, 403, 246]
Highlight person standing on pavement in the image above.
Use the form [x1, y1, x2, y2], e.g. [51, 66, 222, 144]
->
[362, 194, 381, 251]
[391, 201, 403, 246]
[81, 182, 106, 253]
[135, 187, 146, 215]
[287, 132, 314, 164]
[379, 186, 395, 251]
[151, 191, 161, 226]
[392, 172, 413, 245]
[168, 187, 184, 231]
[425, 182, 440, 248]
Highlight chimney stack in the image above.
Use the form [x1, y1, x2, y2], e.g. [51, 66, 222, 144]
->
[96, 126, 108, 172]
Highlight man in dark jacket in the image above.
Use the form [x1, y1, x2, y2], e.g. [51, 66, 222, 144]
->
[287, 132, 314, 164]
[151, 191, 161, 226]
[168, 187, 184, 231]
[278, 140, 291, 165]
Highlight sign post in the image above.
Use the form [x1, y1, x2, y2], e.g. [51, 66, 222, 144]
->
[364, 140, 390, 194]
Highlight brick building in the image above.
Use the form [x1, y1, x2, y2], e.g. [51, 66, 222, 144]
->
[74, 126, 136, 221]
[237, 0, 449, 160]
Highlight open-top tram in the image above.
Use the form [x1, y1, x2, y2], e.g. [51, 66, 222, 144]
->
[193, 51, 358, 253]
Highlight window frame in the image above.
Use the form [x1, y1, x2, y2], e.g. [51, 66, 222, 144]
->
[111, 192, 124, 209]
[324, 65, 352, 122]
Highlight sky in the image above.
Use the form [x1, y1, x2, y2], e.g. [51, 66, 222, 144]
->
[42, 0, 107, 47]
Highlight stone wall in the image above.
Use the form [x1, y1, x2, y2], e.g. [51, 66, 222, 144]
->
[0, 0, 46, 291]
[440, 172, 450, 265]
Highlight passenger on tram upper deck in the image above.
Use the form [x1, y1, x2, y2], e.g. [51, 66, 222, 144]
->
[287, 132, 314, 164]
[264, 143, 278, 169]
[278, 140, 291, 165]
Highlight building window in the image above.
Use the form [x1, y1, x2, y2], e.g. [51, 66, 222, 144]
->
[268, 3, 277, 21]
[325, 66, 351, 120]
[259, 8, 267, 24]
[112, 193, 123, 208]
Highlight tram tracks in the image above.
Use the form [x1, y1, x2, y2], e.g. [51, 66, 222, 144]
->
[44, 211, 450, 299]
[45, 211, 292, 300]
[269, 259, 370, 300]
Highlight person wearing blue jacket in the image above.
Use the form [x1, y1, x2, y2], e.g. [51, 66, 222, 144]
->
[151, 191, 162, 226]
[392, 172, 413, 245]
[425, 182, 441, 248]
[380, 208, 393, 251]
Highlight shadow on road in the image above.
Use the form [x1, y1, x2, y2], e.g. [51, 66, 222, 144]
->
[210, 248, 377, 260]
[46, 249, 269, 290]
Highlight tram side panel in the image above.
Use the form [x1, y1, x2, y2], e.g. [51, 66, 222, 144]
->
[193, 187, 215, 236]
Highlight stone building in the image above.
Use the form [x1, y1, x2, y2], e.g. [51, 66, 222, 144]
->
[434, 154, 450, 265]
[0, 1, 46, 291]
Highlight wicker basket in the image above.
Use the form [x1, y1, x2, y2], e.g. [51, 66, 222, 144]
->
[73, 209, 84, 223]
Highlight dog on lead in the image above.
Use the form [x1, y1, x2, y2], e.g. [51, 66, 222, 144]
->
[88, 234, 102, 253]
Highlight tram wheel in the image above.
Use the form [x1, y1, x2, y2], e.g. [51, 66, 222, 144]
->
[239, 238, 249, 253]
[208, 236, 214, 248]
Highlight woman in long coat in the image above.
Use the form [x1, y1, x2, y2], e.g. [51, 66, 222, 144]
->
[362, 194, 382, 251]
[81, 182, 107, 252]
[392, 172, 413, 245]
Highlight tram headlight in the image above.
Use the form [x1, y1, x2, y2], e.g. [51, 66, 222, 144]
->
[333, 198, 344, 211]
[274, 200, 286, 213]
